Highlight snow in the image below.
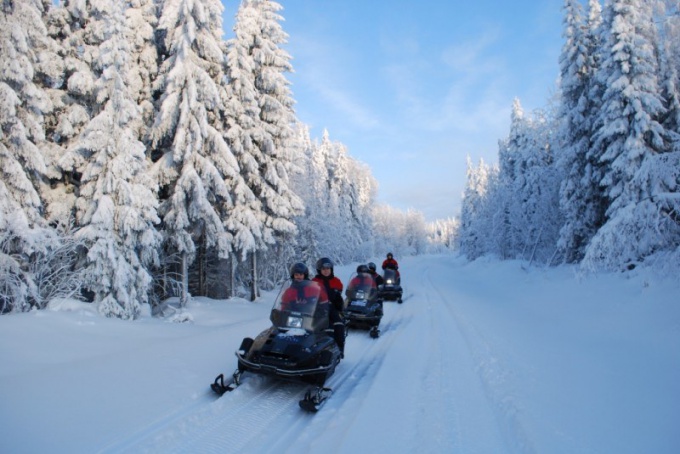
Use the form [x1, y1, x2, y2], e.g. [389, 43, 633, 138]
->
[1, 254, 678, 453]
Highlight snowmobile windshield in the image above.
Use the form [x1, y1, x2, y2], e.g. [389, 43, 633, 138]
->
[270, 280, 329, 331]
[346, 272, 378, 301]
[383, 268, 398, 284]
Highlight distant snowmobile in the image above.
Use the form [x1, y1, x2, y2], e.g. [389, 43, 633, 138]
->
[211, 279, 342, 412]
[378, 267, 403, 304]
[344, 270, 383, 338]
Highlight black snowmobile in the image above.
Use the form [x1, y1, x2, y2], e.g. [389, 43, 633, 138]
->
[211, 279, 342, 412]
[344, 270, 383, 338]
[377, 266, 403, 303]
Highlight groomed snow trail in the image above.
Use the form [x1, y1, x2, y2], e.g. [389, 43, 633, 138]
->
[103, 256, 529, 453]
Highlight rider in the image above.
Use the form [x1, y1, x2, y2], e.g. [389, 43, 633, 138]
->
[312, 257, 346, 358]
[381, 252, 400, 284]
[367, 262, 384, 286]
[280, 262, 318, 312]
[348, 264, 378, 289]
[381, 252, 399, 271]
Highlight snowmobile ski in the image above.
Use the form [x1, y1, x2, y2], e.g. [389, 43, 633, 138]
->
[299, 386, 333, 412]
[210, 370, 242, 396]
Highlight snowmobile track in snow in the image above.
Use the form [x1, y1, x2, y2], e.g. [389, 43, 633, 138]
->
[99, 303, 411, 453]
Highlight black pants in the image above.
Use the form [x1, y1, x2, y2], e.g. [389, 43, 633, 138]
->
[329, 305, 345, 354]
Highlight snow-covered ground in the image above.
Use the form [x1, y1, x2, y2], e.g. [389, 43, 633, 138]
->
[1, 255, 678, 453]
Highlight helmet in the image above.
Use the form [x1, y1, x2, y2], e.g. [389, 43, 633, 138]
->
[290, 262, 309, 279]
[315, 257, 333, 273]
[367, 262, 377, 272]
[356, 264, 369, 274]
[387, 252, 393, 259]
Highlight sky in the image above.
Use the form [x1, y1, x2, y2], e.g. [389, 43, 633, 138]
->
[222, 0, 566, 221]
[1, 254, 678, 453]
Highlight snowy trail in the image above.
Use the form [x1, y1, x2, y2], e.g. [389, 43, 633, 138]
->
[105, 296, 413, 453]
[101, 257, 529, 453]
[2, 255, 678, 453]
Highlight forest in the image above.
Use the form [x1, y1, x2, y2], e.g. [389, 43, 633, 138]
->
[459, 0, 680, 273]
[1, 0, 678, 318]
[0, 0, 456, 317]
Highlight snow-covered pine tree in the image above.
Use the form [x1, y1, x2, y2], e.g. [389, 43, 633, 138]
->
[150, 0, 240, 305]
[557, 0, 605, 263]
[222, 0, 267, 282]
[0, 0, 57, 311]
[125, 0, 159, 146]
[583, 0, 674, 270]
[289, 124, 321, 263]
[227, 0, 303, 299]
[42, 0, 106, 229]
[69, 0, 161, 319]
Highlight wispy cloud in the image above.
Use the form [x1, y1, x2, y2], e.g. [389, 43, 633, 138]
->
[289, 35, 382, 131]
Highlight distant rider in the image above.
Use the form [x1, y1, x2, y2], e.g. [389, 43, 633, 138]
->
[381, 252, 400, 283]
[381, 252, 399, 271]
[312, 258, 346, 358]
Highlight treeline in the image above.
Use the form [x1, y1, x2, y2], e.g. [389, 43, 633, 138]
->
[0, 0, 455, 318]
[459, 0, 680, 272]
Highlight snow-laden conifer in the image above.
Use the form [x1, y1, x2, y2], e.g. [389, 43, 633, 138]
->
[69, 0, 161, 319]
[150, 0, 239, 304]
[557, 0, 603, 262]
[583, 0, 676, 270]
[125, 0, 159, 145]
[0, 0, 56, 311]
[227, 0, 303, 298]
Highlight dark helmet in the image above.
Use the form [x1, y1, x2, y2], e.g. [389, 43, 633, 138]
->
[315, 257, 333, 273]
[386, 252, 393, 259]
[290, 262, 309, 279]
[356, 264, 369, 274]
[367, 262, 377, 272]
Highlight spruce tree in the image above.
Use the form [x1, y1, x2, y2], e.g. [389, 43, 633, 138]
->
[70, 0, 161, 319]
[150, 0, 240, 305]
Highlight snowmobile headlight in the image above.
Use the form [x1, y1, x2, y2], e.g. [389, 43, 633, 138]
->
[287, 316, 303, 329]
[356, 290, 365, 299]
[386, 279, 393, 284]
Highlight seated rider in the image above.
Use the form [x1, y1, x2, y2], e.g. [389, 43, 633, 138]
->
[381, 252, 400, 282]
[348, 264, 378, 290]
[367, 262, 384, 286]
[311, 257, 346, 358]
[347, 264, 378, 302]
[280, 262, 322, 313]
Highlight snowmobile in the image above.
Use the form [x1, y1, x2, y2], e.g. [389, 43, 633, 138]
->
[211, 279, 342, 412]
[377, 266, 403, 303]
[344, 271, 383, 338]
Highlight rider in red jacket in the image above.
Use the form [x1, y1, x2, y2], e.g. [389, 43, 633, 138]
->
[312, 257, 345, 357]
[381, 252, 400, 283]
[382, 252, 399, 271]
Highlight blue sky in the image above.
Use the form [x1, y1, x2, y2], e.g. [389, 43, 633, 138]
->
[222, 0, 565, 221]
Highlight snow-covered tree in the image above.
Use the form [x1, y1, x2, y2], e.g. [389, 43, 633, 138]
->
[68, 0, 161, 319]
[226, 0, 303, 299]
[0, 0, 58, 311]
[583, 0, 676, 270]
[557, 0, 606, 262]
[150, 0, 240, 305]
[590, 0, 667, 214]
[40, 0, 107, 230]
[125, 0, 159, 145]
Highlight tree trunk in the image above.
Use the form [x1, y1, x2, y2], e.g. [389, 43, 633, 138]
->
[198, 236, 206, 296]
[250, 252, 258, 302]
[229, 255, 236, 298]
[180, 252, 189, 307]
